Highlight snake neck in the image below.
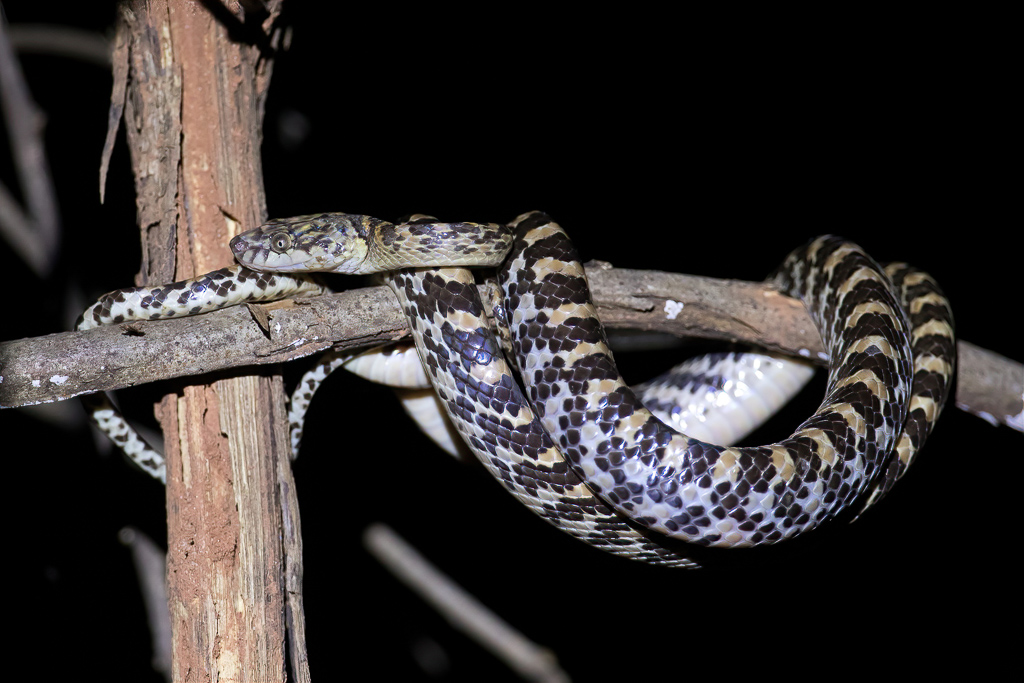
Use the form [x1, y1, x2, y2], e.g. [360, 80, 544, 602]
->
[364, 221, 514, 272]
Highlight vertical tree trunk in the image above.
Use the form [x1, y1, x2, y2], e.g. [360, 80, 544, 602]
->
[116, 2, 294, 679]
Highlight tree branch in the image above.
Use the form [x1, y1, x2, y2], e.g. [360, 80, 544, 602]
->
[2, 266, 1020, 432]
[0, 16, 60, 276]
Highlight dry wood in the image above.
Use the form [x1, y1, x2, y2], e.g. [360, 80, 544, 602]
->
[2, 266, 1021, 433]
[99, 2, 301, 680]
[0, 17, 60, 276]
[364, 523, 570, 683]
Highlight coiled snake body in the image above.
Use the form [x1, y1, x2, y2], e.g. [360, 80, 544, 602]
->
[79, 211, 955, 566]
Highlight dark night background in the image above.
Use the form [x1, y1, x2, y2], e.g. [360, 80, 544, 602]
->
[1, 3, 1017, 681]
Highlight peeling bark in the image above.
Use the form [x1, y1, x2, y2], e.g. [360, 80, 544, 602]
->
[108, 2, 294, 679]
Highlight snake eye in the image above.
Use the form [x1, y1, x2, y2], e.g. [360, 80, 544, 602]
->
[271, 232, 292, 253]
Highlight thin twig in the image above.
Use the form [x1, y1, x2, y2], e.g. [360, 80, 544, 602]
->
[278, 431, 311, 683]
[118, 527, 172, 681]
[0, 17, 60, 276]
[6, 24, 112, 66]
[364, 523, 571, 683]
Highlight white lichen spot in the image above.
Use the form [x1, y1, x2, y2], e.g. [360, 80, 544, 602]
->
[1007, 407, 1023, 432]
[975, 411, 999, 427]
[664, 300, 684, 320]
[50, 375, 70, 385]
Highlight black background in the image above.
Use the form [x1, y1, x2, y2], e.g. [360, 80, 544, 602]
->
[2, 3, 1017, 681]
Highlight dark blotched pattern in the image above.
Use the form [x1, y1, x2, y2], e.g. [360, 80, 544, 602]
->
[497, 211, 953, 549]
[79, 210, 954, 563]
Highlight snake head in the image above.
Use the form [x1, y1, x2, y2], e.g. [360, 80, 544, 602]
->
[230, 213, 383, 274]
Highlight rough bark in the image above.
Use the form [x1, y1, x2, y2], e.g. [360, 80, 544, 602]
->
[112, 2, 294, 680]
[2, 266, 1021, 433]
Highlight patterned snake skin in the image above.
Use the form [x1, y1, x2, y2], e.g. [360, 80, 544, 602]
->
[79, 211, 954, 564]
[288, 345, 816, 462]
[230, 211, 954, 562]
[497, 213, 954, 543]
[77, 265, 328, 481]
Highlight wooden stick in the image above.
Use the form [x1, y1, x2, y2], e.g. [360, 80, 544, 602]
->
[2, 267, 1020, 432]
[110, 2, 295, 679]
[364, 523, 570, 683]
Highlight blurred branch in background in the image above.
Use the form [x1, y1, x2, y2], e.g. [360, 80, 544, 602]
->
[0, 17, 67, 276]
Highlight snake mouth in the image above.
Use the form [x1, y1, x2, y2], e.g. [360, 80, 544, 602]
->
[229, 234, 249, 255]
[229, 234, 265, 267]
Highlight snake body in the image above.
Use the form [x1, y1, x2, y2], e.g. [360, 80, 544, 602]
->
[231, 212, 953, 560]
[290, 345, 816, 461]
[77, 265, 328, 481]
[633, 352, 816, 446]
[80, 211, 954, 563]
[497, 213, 954, 544]
[77, 265, 327, 331]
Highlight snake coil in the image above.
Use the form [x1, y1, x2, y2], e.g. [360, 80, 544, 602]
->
[79, 211, 955, 566]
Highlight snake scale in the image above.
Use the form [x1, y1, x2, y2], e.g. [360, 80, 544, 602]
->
[78, 211, 955, 566]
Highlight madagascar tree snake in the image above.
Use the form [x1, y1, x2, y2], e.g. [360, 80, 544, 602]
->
[77, 211, 955, 567]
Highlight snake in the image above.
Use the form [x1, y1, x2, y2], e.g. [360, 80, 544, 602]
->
[76, 266, 328, 481]
[78, 211, 954, 565]
[289, 344, 816, 463]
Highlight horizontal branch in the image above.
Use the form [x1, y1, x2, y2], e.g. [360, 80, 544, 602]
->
[1, 285, 408, 405]
[1, 266, 1020, 431]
